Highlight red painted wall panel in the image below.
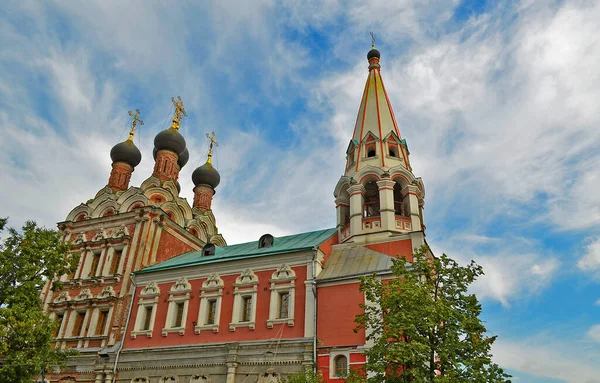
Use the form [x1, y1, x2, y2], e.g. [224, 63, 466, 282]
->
[154, 230, 195, 265]
[365, 238, 413, 261]
[318, 232, 338, 262]
[317, 282, 364, 347]
[317, 352, 366, 383]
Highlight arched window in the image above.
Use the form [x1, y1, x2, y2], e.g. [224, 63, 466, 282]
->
[334, 355, 348, 377]
[389, 146, 397, 157]
[393, 182, 407, 217]
[363, 182, 380, 217]
[367, 147, 376, 157]
[258, 234, 274, 248]
[202, 243, 216, 257]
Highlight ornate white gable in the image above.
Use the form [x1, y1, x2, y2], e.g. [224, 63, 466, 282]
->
[202, 273, 223, 291]
[76, 288, 92, 300]
[96, 286, 116, 299]
[170, 277, 191, 294]
[140, 282, 160, 298]
[54, 291, 70, 303]
[235, 269, 258, 286]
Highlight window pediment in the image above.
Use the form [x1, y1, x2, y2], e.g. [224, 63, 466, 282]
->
[170, 277, 191, 294]
[54, 291, 71, 304]
[271, 264, 296, 282]
[76, 288, 93, 300]
[96, 286, 116, 299]
[235, 269, 258, 286]
[140, 282, 161, 298]
[202, 273, 223, 291]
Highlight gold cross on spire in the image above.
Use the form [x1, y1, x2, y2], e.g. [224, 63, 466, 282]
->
[370, 32, 376, 49]
[206, 131, 219, 164]
[127, 109, 144, 141]
[170, 96, 187, 130]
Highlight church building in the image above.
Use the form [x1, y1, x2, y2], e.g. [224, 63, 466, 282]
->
[42, 45, 427, 383]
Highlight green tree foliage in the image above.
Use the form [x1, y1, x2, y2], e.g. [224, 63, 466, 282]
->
[280, 369, 324, 383]
[0, 218, 79, 382]
[354, 246, 511, 383]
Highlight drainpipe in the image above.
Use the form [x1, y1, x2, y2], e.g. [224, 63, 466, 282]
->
[112, 273, 136, 383]
[311, 246, 318, 373]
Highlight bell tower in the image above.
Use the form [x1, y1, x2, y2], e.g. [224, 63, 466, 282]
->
[334, 44, 425, 243]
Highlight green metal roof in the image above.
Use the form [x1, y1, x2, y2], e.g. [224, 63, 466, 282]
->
[136, 227, 337, 274]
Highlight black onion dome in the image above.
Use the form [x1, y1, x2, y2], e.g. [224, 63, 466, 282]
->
[192, 162, 220, 189]
[178, 148, 189, 168]
[367, 48, 380, 60]
[110, 140, 142, 167]
[154, 127, 186, 156]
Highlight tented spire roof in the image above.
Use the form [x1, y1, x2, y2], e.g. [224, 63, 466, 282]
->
[346, 47, 410, 175]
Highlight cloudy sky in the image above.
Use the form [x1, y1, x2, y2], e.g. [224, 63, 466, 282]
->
[1, 0, 600, 381]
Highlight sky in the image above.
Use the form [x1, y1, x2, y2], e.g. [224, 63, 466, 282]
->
[0, 0, 599, 381]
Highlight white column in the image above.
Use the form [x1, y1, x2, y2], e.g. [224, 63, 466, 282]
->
[402, 185, 422, 231]
[377, 179, 396, 232]
[348, 184, 365, 237]
[335, 196, 349, 228]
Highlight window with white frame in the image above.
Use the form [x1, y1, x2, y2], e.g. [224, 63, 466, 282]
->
[69, 309, 87, 337]
[267, 264, 296, 328]
[108, 246, 124, 275]
[53, 311, 66, 338]
[196, 273, 224, 334]
[230, 269, 258, 331]
[90, 286, 115, 343]
[162, 277, 191, 336]
[331, 352, 349, 378]
[131, 282, 160, 339]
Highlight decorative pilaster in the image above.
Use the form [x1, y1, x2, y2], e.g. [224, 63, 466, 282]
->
[377, 179, 396, 232]
[348, 184, 366, 237]
[226, 343, 239, 383]
[152, 150, 180, 183]
[107, 162, 134, 192]
[402, 184, 422, 231]
[193, 185, 215, 211]
[335, 196, 350, 228]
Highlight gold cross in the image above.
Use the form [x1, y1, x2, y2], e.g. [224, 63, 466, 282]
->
[127, 109, 144, 141]
[170, 96, 187, 130]
[206, 131, 219, 164]
[370, 32, 376, 49]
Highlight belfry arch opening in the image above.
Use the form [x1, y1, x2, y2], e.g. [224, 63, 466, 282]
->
[393, 179, 410, 217]
[363, 181, 380, 218]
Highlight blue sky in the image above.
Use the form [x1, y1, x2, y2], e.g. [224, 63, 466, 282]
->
[1, 0, 600, 381]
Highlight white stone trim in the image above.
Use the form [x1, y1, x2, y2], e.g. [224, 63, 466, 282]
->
[131, 282, 160, 339]
[162, 278, 191, 336]
[196, 273, 224, 334]
[267, 264, 296, 328]
[230, 269, 258, 331]
[330, 349, 350, 379]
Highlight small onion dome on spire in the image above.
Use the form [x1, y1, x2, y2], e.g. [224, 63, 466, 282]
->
[110, 139, 142, 167]
[178, 148, 189, 168]
[193, 131, 220, 189]
[367, 47, 380, 60]
[192, 161, 220, 189]
[368, 32, 380, 60]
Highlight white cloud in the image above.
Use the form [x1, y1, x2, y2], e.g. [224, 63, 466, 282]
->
[437, 243, 560, 307]
[578, 237, 600, 277]
[493, 334, 600, 383]
[587, 324, 600, 344]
